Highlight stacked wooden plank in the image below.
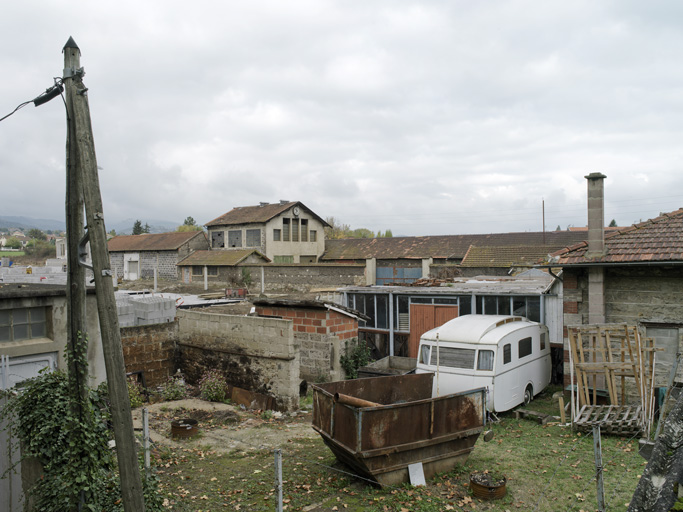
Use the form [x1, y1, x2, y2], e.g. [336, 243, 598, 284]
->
[567, 324, 660, 437]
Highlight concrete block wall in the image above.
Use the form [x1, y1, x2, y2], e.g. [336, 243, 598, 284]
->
[140, 251, 178, 279]
[121, 321, 178, 388]
[176, 309, 299, 411]
[115, 293, 176, 327]
[255, 305, 357, 382]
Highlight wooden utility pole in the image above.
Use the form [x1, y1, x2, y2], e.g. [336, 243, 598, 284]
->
[62, 37, 146, 511]
[64, 38, 88, 412]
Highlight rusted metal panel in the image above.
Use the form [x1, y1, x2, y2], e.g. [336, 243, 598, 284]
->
[312, 373, 485, 486]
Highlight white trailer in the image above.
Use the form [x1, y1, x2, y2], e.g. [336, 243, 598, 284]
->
[415, 314, 551, 412]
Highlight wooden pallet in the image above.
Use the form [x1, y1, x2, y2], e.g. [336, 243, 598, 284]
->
[573, 404, 643, 436]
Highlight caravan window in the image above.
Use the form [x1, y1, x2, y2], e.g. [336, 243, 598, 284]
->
[419, 344, 430, 365]
[503, 344, 511, 364]
[477, 350, 494, 371]
[430, 347, 475, 369]
[540, 332, 546, 350]
[519, 337, 532, 358]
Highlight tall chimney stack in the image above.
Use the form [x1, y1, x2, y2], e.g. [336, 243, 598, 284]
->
[585, 172, 607, 258]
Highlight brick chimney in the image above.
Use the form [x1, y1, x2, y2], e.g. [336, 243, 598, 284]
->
[585, 172, 607, 258]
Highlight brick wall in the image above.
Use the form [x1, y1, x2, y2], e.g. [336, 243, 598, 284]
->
[176, 310, 299, 411]
[256, 305, 358, 382]
[120, 321, 178, 388]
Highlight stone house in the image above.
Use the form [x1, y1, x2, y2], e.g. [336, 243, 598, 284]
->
[176, 249, 270, 285]
[549, 173, 683, 386]
[205, 201, 329, 263]
[108, 231, 209, 280]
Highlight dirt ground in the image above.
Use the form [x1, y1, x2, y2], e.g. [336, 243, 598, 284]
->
[132, 399, 317, 453]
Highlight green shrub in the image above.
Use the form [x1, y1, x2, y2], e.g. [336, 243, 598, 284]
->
[127, 377, 146, 408]
[199, 369, 229, 402]
[160, 375, 187, 401]
[340, 338, 373, 379]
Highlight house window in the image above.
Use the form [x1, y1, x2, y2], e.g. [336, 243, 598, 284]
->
[228, 230, 242, 248]
[274, 255, 294, 263]
[477, 350, 494, 371]
[301, 219, 308, 242]
[192, 266, 203, 276]
[246, 229, 261, 247]
[211, 231, 224, 248]
[503, 344, 511, 364]
[310, 230, 317, 242]
[207, 266, 218, 276]
[283, 219, 290, 242]
[519, 337, 532, 358]
[0, 307, 48, 342]
[273, 229, 281, 242]
[292, 219, 299, 242]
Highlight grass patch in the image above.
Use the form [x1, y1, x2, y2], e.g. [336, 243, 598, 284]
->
[0, 250, 23, 257]
[155, 411, 645, 511]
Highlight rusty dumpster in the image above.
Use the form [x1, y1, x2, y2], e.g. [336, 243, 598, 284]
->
[311, 373, 486, 486]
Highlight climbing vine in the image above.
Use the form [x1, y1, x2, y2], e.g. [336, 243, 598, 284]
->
[0, 332, 163, 511]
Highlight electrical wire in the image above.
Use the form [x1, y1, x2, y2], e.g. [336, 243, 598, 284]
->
[0, 78, 65, 123]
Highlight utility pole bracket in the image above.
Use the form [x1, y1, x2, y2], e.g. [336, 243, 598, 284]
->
[78, 231, 93, 270]
[101, 269, 113, 277]
[63, 66, 85, 79]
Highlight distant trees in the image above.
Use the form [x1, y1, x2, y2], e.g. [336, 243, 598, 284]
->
[132, 220, 150, 235]
[324, 217, 394, 239]
[132, 220, 143, 235]
[27, 228, 47, 241]
[609, 219, 618, 227]
[5, 237, 22, 249]
[177, 216, 203, 232]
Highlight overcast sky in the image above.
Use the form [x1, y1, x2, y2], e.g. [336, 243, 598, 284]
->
[2, 1, 682, 236]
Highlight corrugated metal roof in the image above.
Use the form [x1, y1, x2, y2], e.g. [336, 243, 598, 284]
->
[321, 231, 588, 261]
[550, 208, 683, 265]
[108, 231, 206, 252]
[177, 249, 270, 266]
[205, 201, 329, 228]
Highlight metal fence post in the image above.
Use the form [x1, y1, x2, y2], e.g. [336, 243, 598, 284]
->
[593, 424, 605, 512]
[274, 449, 283, 512]
[143, 408, 150, 478]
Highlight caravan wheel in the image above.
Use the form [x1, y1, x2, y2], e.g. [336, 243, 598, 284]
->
[523, 385, 533, 406]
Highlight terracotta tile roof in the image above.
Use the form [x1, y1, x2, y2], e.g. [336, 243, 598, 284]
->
[108, 231, 206, 252]
[205, 201, 329, 227]
[550, 208, 683, 265]
[460, 245, 560, 267]
[177, 249, 270, 266]
[321, 231, 588, 261]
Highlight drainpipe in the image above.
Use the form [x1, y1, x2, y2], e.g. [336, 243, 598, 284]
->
[585, 173, 607, 324]
[389, 291, 395, 356]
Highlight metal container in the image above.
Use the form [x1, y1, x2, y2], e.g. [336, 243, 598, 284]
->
[171, 418, 199, 439]
[470, 473, 507, 499]
[312, 373, 486, 487]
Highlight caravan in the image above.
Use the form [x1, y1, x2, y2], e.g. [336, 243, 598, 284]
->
[416, 315, 551, 412]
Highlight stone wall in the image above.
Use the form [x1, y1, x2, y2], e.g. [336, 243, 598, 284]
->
[176, 310, 299, 410]
[187, 264, 366, 294]
[120, 321, 178, 389]
[139, 251, 179, 279]
[255, 305, 358, 382]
